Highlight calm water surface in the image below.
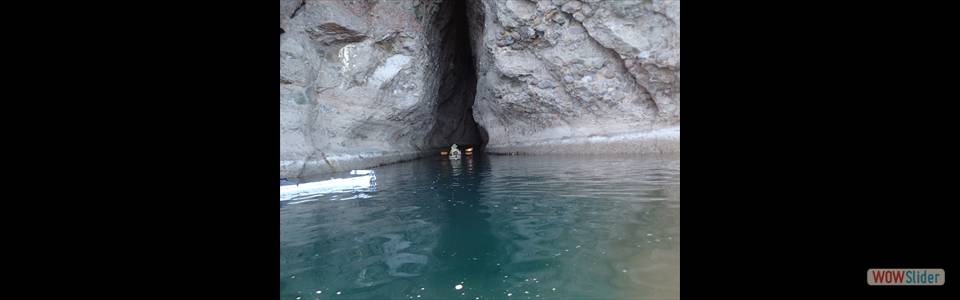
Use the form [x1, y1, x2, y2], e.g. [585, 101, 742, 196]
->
[280, 154, 679, 300]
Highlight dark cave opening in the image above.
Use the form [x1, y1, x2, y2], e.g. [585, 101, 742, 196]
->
[426, 0, 488, 153]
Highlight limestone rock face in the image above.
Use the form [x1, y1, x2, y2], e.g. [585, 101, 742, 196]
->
[280, 0, 470, 178]
[469, 0, 679, 154]
[280, 0, 680, 177]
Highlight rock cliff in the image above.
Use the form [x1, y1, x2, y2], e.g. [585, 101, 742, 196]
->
[280, 0, 679, 177]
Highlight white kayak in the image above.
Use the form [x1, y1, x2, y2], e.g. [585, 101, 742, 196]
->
[280, 171, 375, 201]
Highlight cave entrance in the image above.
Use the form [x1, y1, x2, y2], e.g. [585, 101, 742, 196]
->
[426, 0, 488, 154]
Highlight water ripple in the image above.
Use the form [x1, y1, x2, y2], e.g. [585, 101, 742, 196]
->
[281, 154, 679, 300]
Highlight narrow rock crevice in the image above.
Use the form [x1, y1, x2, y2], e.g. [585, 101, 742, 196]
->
[425, 0, 488, 151]
[290, 0, 305, 19]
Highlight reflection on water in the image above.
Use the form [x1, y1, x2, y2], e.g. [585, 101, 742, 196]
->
[280, 154, 679, 299]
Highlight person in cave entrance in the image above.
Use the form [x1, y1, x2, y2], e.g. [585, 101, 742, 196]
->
[449, 144, 462, 160]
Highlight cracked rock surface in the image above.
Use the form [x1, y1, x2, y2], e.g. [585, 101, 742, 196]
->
[280, 0, 679, 178]
[281, 0, 463, 178]
[471, 0, 679, 154]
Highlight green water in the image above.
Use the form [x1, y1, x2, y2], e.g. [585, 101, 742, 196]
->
[280, 154, 680, 300]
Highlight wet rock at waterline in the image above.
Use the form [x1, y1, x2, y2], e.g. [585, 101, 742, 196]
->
[280, 0, 680, 178]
